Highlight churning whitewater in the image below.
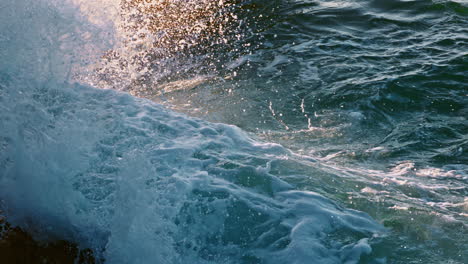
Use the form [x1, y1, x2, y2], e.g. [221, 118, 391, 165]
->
[0, 1, 384, 263]
[0, 0, 467, 263]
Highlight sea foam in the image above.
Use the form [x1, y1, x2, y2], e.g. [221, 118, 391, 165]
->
[0, 0, 384, 263]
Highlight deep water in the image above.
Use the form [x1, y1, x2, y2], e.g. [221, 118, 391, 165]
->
[0, 0, 467, 263]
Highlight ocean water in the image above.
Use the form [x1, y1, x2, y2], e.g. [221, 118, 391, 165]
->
[0, 0, 466, 263]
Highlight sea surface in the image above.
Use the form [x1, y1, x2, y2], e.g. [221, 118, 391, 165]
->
[0, 0, 467, 263]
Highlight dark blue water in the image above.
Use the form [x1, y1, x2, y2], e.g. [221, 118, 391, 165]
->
[0, 0, 467, 263]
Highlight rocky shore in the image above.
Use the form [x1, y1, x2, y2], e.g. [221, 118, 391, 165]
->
[0, 216, 96, 264]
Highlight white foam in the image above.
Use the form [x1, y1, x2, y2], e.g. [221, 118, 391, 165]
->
[0, 0, 384, 263]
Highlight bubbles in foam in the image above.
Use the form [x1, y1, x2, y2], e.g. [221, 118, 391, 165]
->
[0, 76, 385, 263]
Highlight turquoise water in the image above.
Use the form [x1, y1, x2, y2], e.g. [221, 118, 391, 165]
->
[150, 2, 468, 261]
[0, 0, 467, 263]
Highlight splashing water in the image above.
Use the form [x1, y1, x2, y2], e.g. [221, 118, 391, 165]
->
[1, 0, 467, 263]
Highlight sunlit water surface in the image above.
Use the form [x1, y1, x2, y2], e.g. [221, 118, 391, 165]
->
[0, 0, 467, 263]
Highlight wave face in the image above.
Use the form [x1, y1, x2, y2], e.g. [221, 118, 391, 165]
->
[0, 76, 382, 264]
[0, 0, 384, 263]
[0, 0, 467, 263]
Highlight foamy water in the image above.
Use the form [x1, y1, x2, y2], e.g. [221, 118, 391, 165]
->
[0, 0, 466, 263]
